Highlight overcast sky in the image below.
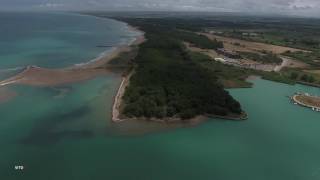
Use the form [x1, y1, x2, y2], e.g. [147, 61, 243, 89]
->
[1, 0, 320, 17]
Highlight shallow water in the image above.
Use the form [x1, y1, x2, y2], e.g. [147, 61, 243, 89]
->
[0, 12, 138, 80]
[1, 78, 320, 180]
[1, 12, 320, 180]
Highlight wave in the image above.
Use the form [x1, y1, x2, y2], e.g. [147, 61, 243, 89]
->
[73, 47, 117, 67]
[0, 66, 24, 74]
[72, 35, 138, 67]
[66, 17, 142, 68]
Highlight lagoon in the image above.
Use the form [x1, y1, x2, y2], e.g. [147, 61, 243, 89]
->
[1, 78, 320, 180]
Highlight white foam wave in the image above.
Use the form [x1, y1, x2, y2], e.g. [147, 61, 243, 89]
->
[0, 67, 24, 73]
[73, 47, 117, 67]
[73, 23, 142, 68]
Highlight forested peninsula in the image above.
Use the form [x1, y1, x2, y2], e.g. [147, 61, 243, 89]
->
[115, 18, 246, 121]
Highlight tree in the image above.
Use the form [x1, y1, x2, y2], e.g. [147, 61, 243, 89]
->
[290, 72, 299, 80]
[300, 74, 308, 81]
[308, 75, 315, 83]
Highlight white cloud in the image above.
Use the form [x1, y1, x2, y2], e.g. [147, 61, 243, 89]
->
[38, 3, 64, 8]
[1, 0, 320, 17]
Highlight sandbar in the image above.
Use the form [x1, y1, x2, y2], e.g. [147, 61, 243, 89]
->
[0, 25, 145, 87]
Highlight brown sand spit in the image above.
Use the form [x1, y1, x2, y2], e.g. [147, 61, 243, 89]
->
[0, 28, 145, 87]
[0, 23, 146, 127]
[0, 66, 110, 87]
[111, 27, 147, 123]
[112, 70, 135, 122]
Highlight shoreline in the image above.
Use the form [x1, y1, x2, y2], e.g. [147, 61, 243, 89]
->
[0, 23, 145, 87]
[111, 26, 146, 122]
[297, 81, 320, 88]
[111, 29, 248, 123]
[112, 70, 135, 122]
[112, 112, 247, 124]
[292, 94, 320, 110]
[112, 75, 247, 124]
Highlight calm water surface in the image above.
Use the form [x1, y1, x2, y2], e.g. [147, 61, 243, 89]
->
[0, 12, 138, 80]
[1, 12, 320, 180]
[1, 78, 320, 180]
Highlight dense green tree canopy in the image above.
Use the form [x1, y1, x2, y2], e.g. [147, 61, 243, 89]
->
[121, 19, 242, 119]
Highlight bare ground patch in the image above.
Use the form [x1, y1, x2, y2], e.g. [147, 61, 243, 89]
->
[201, 33, 309, 55]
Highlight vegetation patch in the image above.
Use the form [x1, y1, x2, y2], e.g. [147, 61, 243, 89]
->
[121, 23, 243, 120]
[239, 51, 282, 64]
[282, 51, 320, 67]
[189, 52, 253, 88]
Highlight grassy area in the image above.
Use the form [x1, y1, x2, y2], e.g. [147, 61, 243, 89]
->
[258, 71, 295, 85]
[211, 27, 320, 51]
[170, 30, 223, 49]
[253, 67, 320, 86]
[282, 51, 320, 67]
[188, 52, 253, 88]
[239, 51, 282, 64]
[184, 50, 299, 87]
[90, 12, 320, 51]
[281, 68, 320, 84]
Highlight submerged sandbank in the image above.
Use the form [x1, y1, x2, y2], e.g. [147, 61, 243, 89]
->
[0, 88, 16, 104]
[0, 25, 145, 87]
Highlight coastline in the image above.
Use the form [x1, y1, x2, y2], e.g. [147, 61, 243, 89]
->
[0, 23, 145, 87]
[112, 70, 135, 122]
[112, 68, 247, 123]
[112, 112, 247, 124]
[292, 94, 320, 110]
[111, 26, 146, 122]
[0, 16, 246, 124]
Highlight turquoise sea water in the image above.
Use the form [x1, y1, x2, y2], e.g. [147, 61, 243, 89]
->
[2, 77, 320, 180]
[0, 12, 138, 80]
[1, 12, 320, 180]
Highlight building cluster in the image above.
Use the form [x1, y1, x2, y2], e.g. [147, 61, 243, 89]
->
[214, 48, 275, 72]
[242, 32, 258, 37]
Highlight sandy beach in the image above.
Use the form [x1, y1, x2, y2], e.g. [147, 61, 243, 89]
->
[111, 27, 147, 122]
[112, 70, 135, 122]
[0, 25, 145, 87]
